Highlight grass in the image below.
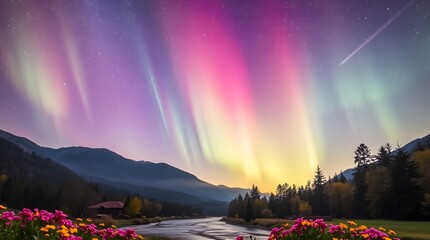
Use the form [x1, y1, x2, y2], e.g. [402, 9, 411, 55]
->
[331, 219, 430, 240]
[222, 217, 430, 240]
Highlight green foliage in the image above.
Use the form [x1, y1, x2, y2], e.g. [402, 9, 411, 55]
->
[325, 182, 353, 218]
[412, 149, 430, 218]
[387, 148, 423, 219]
[299, 201, 312, 216]
[412, 149, 430, 193]
[125, 197, 143, 217]
[365, 166, 391, 218]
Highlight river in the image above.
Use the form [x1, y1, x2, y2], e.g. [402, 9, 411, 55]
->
[131, 217, 271, 240]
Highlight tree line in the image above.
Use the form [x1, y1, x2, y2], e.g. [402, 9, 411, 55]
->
[0, 137, 202, 217]
[229, 141, 430, 220]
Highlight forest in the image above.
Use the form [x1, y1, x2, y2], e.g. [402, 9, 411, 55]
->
[228, 142, 430, 221]
[0, 137, 202, 217]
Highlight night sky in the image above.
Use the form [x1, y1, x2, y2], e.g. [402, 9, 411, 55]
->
[1, 0, 429, 191]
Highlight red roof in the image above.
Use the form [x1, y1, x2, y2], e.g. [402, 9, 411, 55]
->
[88, 201, 124, 209]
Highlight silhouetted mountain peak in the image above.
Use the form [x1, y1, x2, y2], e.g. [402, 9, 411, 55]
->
[0, 128, 243, 205]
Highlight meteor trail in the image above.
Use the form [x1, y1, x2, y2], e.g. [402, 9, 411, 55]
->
[340, 0, 416, 66]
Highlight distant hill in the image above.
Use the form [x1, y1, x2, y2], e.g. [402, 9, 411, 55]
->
[0, 129, 248, 214]
[401, 133, 430, 153]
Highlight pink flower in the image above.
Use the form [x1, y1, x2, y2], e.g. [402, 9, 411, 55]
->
[19, 208, 34, 221]
[329, 224, 342, 234]
[39, 210, 54, 222]
[1, 211, 21, 221]
[313, 218, 328, 231]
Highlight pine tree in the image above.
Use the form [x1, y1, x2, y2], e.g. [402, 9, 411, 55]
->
[353, 143, 371, 218]
[375, 144, 392, 167]
[388, 148, 423, 219]
[311, 165, 328, 215]
[237, 194, 244, 218]
[250, 184, 261, 200]
[243, 195, 254, 221]
[268, 193, 277, 214]
[354, 143, 373, 168]
[228, 198, 238, 217]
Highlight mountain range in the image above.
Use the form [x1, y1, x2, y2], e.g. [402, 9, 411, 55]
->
[0, 129, 249, 214]
[1, 128, 429, 210]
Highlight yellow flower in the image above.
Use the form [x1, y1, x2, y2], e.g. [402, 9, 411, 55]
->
[138, 236, 144, 239]
[92, 238, 98, 240]
[58, 228, 70, 237]
[301, 220, 312, 226]
[40, 225, 56, 233]
[111, 224, 117, 228]
[99, 223, 105, 227]
[0, 205, 6, 210]
[44, 234, 49, 237]
[347, 220, 357, 226]
[358, 225, 368, 231]
[362, 233, 369, 239]
[86, 218, 92, 222]
[379, 227, 386, 232]
[69, 227, 78, 234]
[333, 238, 338, 240]
[76, 218, 83, 222]
[383, 237, 392, 240]
[46, 225, 56, 230]
[388, 230, 396, 235]
[79, 223, 86, 227]
[339, 223, 348, 230]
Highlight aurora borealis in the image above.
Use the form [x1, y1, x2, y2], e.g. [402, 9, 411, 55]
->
[0, 0, 429, 191]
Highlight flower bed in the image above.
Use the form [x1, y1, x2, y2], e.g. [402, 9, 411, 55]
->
[237, 217, 399, 240]
[0, 205, 143, 240]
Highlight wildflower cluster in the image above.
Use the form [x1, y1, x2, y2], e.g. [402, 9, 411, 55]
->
[267, 218, 399, 240]
[0, 205, 143, 240]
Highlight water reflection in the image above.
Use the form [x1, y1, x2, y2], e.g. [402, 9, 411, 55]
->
[131, 217, 270, 240]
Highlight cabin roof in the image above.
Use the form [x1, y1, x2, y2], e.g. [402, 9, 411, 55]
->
[87, 201, 124, 209]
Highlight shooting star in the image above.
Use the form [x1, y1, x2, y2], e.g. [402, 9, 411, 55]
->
[340, 0, 416, 66]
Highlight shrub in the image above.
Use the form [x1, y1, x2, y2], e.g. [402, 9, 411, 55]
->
[0, 205, 143, 239]
[237, 218, 399, 240]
